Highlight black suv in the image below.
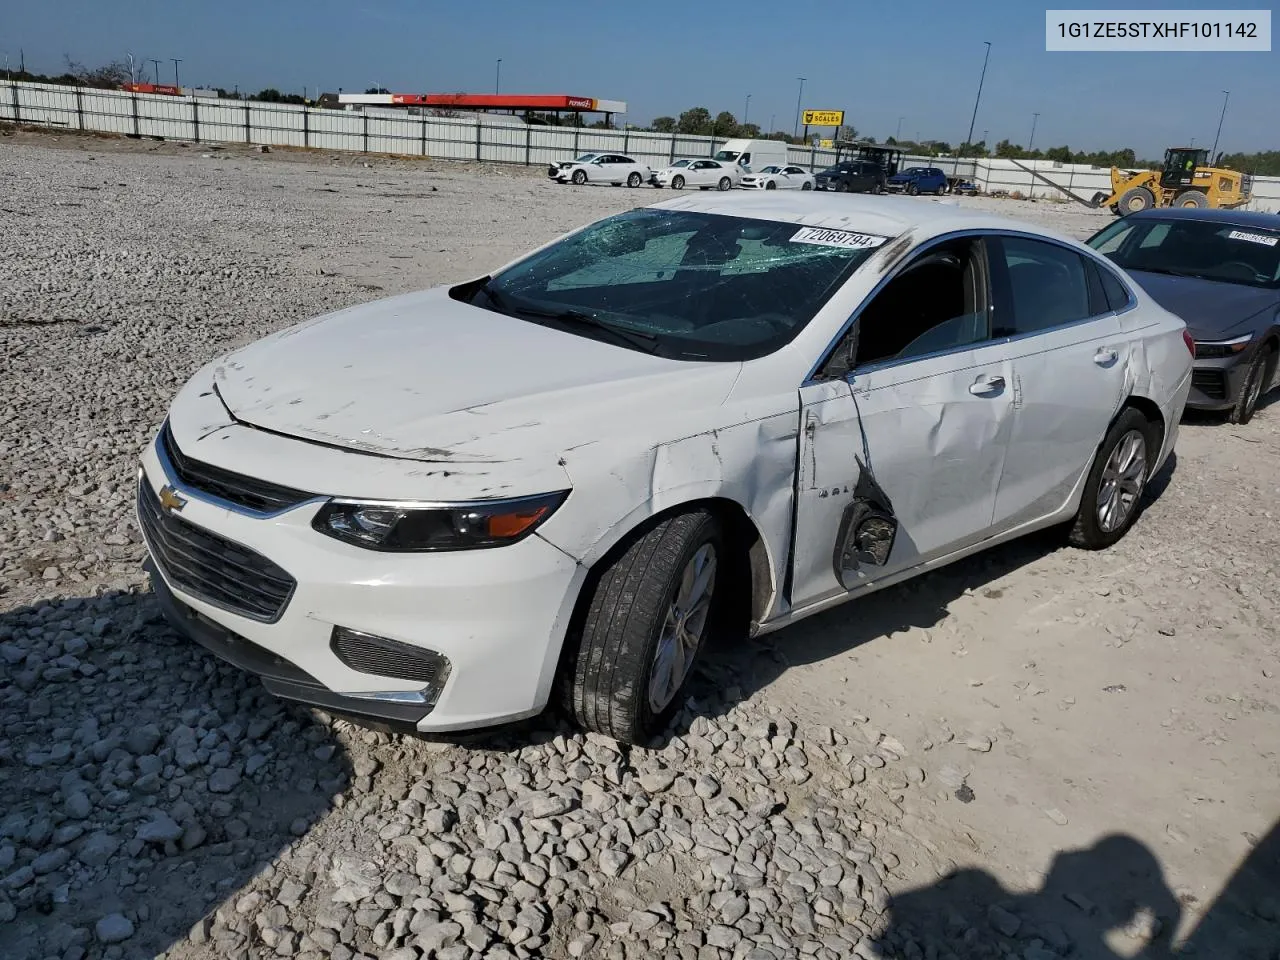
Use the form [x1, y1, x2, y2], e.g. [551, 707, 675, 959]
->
[814, 160, 886, 193]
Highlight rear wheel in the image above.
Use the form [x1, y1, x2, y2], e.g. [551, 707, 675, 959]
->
[671, 175, 685, 190]
[1067, 407, 1158, 549]
[1118, 186, 1155, 214]
[627, 171, 642, 188]
[1230, 343, 1275, 425]
[571, 169, 587, 185]
[717, 177, 732, 191]
[562, 510, 724, 744]
[1175, 190, 1209, 208]
[801, 181, 812, 191]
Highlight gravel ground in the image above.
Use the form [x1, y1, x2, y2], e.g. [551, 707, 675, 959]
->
[1, 130, 1277, 960]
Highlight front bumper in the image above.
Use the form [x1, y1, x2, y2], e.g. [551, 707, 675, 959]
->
[1186, 354, 1251, 411]
[137, 433, 585, 732]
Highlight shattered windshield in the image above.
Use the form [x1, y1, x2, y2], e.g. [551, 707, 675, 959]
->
[472, 208, 889, 360]
[1089, 218, 1280, 290]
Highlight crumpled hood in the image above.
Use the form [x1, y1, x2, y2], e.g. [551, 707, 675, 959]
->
[1125, 269, 1279, 340]
[212, 287, 739, 464]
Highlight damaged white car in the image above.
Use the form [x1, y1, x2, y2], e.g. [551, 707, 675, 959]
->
[139, 194, 1193, 745]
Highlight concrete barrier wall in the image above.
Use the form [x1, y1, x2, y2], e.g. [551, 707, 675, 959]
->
[3, 80, 1276, 213]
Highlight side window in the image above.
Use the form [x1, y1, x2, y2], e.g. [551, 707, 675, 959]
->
[850, 238, 990, 369]
[1098, 264, 1134, 311]
[991, 237, 1096, 337]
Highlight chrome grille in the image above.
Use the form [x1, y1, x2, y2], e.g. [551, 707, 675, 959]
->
[160, 422, 313, 514]
[138, 479, 296, 623]
[330, 629, 447, 684]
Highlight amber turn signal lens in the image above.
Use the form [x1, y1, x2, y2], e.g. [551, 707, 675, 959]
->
[487, 506, 550, 539]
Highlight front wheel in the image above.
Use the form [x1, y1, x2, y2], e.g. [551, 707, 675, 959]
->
[571, 169, 587, 185]
[1067, 407, 1158, 550]
[562, 510, 723, 744]
[765, 180, 777, 190]
[627, 172, 642, 188]
[907, 183, 919, 196]
[1230, 343, 1275, 425]
[671, 175, 685, 190]
[718, 177, 732, 191]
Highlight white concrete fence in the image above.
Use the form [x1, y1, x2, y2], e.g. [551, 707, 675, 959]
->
[3, 79, 1277, 213]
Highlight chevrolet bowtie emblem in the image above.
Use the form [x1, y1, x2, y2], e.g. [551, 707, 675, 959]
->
[158, 484, 188, 514]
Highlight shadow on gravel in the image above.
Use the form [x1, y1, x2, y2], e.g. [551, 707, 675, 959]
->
[0, 588, 352, 960]
[865, 821, 1279, 959]
[683, 451, 1181, 736]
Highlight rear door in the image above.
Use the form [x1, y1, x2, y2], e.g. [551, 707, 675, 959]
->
[791, 235, 1017, 607]
[988, 235, 1131, 529]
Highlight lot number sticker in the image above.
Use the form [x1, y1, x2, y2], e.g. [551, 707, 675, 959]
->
[1228, 229, 1278, 247]
[791, 227, 888, 250]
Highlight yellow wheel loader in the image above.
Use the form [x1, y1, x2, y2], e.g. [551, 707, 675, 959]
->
[1090, 147, 1252, 216]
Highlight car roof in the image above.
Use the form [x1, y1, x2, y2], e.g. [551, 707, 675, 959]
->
[647, 192, 1069, 243]
[1123, 207, 1280, 229]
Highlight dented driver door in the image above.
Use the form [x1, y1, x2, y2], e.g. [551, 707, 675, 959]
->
[790, 344, 1017, 609]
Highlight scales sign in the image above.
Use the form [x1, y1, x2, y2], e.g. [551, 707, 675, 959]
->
[802, 109, 844, 127]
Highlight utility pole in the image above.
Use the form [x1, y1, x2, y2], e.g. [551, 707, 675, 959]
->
[793, 77, 806, 139]
[1028, 112, 1039, 152]
[127, 53, 136, 84]
[896, 116, 904, 141]
[1210, 90, 1229, 161]
[964, 41, 992, 156]
[495, 59, 502, 95]
[149, 59, 161, 85]
[171, 58, 182, 88]
[744, 94, 750, 126]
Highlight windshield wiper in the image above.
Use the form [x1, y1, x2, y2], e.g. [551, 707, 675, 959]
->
[475, 281, 660, 354]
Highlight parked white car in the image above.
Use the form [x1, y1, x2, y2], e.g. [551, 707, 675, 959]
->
[654, 159, 738, 191]
[739, 165, 815, 191]
[551, 153, 651, 187]
[140, 194, 1193, 745]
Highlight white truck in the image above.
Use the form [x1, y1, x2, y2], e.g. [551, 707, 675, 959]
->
[712, 138, 791, 175]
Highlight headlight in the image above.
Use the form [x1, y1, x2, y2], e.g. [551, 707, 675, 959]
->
[1194, 333, 1253, 359]
[312, 491, 568, 552]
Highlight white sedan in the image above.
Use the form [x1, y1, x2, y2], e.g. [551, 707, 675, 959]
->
[739, 165, 815, 191]
[140, 194, 1193, 745]
[653, 158, 738, 191]
[552, 153, 651, 187]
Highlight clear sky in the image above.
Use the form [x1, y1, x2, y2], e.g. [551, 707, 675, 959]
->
[5, 0, 1277, 156]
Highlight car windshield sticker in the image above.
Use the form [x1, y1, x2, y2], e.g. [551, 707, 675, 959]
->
[1227, 229, 1278, 247]
[790, 227, 888, 250]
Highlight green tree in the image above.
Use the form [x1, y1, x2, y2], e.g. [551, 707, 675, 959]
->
[677, 107, 713, 135]
[650, 116, 676, 133]
[713, 111, 738, 138]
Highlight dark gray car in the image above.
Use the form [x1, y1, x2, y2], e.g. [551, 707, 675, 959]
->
[1086, 208, 1280, 424]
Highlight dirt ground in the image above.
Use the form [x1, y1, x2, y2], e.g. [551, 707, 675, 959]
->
[2, 129, 1277, 959]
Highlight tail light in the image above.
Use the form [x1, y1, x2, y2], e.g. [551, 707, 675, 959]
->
[1182, 329, 1195, 356]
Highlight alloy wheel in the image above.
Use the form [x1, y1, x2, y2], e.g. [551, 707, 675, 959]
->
[647, 543, 717, 714]
[1096, 429, 1147, 533]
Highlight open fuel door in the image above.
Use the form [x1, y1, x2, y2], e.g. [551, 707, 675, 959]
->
[789, 236, 1017, 610]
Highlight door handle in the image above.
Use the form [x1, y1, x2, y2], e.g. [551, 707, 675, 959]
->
[1094, 347, 1118, 366]
[969, 375, 1005, 396]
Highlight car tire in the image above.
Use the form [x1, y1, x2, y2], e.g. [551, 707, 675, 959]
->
[1118, 186, 1155, 214]
[571, 169, 587, 185]
[627, 172, 642, 188]
[671, 175, 685, 190]
[718, 177, 732, 191]
[1230, 342, 1275, 425]
[765, 180, 777, 190]
[907, 183, 919, 196]
[563, 509, 724, 744]
[1175, 190, 1209, 208]
[936, 184, 946, 195]
[801, 182, 812, 191]
[834, 180, 848, 193]
[1067, 406, 1159, 550]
